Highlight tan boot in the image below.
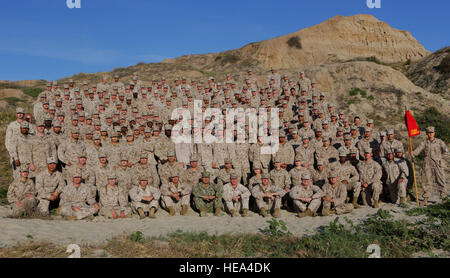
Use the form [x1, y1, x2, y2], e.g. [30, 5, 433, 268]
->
[345, 197, 350, 203]
[56, 206, 61, 216]
[148, 207, 156, 218]
[230, 209, 237, 217]
[329, 208, 336, 215]
[180, 205, 188, 216]
[137, 208, 146, 219]
[352, 198, 362, 209]
[168, 206, 176, 216]
[272, 208, 280, 218]
[214, 207, 221, 216]
[260, 208, 268, 217]
[422, 198, 428, 207]
[242, 208, 248, 217]
[199, 207, 207, 217]
[322, 207, 330, 216]
[305, 209, 313, 217]
[65, 216, 77, 221]
[297, 211, 307, 218]
[399, 197, 406, 205]
[86, 215, 95, 221]
[373, 200, 379, 208]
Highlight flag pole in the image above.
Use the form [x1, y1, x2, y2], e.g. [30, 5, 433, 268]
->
[409, 136, 420, 207]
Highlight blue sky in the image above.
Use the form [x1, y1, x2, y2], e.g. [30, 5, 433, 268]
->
[1, 0, 449, 81]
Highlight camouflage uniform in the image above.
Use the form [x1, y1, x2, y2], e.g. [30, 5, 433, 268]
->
[35, 169, 65, 216]
[129, 182, 161, 213]
[222, 182, 251, 213]
[7, 175, 37, 217]
[289, 183, 323, 214]
[160, 180, 192, 212]
[192, 181, 223, 213]
[357, 157, 383, 206]
[98, 183, 131, 218]
[251, 182, 286, 213]
[59, 182, 97, 220]
[413, 131, 448, 199]
[381, 157, 408, 203]
[322, 181, 353, 215]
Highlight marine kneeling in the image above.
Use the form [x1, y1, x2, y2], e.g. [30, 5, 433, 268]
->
[289, 172, 323, 218]
[223, 173, 251, 217]
[321, 171, 353, 216]
[59, 169, 99, 220]
[251, 173, 287, 218]
[161, 173, 192, 216]
[130, 174, 161, 219]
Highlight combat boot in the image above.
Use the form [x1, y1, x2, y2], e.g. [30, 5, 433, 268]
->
[180, 205, 188, 216]
[352, 198, 362, 209]
[272, 208, 280, 218]
[87, 215, 95, 221]
[260, 208, 268, 217]
[65, 216, 77, 221]
[422, 198, 428, 207]
[297, 211, 307, 218]
[230, 209, 237, 217]
[322, 207, 330, 216]
[199, 207, 207, 217]
[399, 197, 406, 205]
[345, 197, 350, 203]
[168, 206, 176, 216]
[305, 209, 313, 217]
[373, 200, 379, 208]
[137, 208, 146, 219]
[242, 208, 248, 217]
[361, 192, 368, 206]
[148, 207, 156, 218]
[214, 207, 222, 216]
[329, 208, 336, 215]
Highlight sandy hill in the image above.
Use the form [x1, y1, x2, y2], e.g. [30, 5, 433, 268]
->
[407, 46, 450, 96]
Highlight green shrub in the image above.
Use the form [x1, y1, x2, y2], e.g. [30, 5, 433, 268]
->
[3, 97, 24, 107]
[367, 95, 375, 100]
[287, 36, 302, 49]
[349, 88, 367, 97]
[262, 218, 291, 237]
[415, 107, 450, 143]
[130, 231, 145, 243]
[22, 88, 44, 98]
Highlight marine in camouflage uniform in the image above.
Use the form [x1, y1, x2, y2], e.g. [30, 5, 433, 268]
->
[59, 169, 99, 220]
[192, 172, 223, 216]
[413, 126, 448, 205]
[222, 174, 251, 217]
[98, 172, 131, 219]
[381, 150, 408, 205]
[7, 165, 37, 217]
[357, 148, 383, 208]
[321, 171, 353, 216]
[289, 172, 323, 217]
[251, 173, 287, 218]
[160, 173, 192, 216]
[129, 174, 161, 219]
[35, 157, 65, 216]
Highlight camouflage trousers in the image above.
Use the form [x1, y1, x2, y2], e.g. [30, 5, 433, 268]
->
[386, 180, 407, 204]
[361, 182, 382, 204]
[99, 206, 132, 218]
[11, 198, 37, 217]
[345, 181, 361, 198]
[193, 196, 223, 213]
[224, 196, 249, 213]
[322, 201, 353, 215]
[60, 205, 96, 220]
[131, 200, 159, 213]
[161, 195, 190, 212]
[423, 159, 447, 198]
[293, 198, 321, 213]
[255, 196, 281, 212]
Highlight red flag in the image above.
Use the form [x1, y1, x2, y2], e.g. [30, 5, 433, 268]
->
[405, 110, 420, 137]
